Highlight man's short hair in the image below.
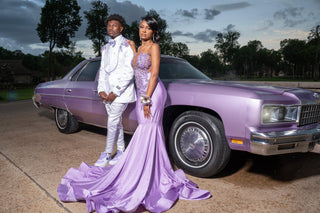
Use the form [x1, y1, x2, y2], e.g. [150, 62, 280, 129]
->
[105, 14, 126, 29]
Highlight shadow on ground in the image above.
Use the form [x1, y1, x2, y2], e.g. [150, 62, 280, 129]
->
[216, 150, 320, 181]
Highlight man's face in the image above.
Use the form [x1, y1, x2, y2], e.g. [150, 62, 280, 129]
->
[107, 20, 123, 39]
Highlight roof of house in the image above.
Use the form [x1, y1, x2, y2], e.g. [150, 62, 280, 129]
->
[0, 60, 32, 75]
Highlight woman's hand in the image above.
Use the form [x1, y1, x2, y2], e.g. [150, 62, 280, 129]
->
[127, 40, 136, 54]
[143, 105, 151, 119]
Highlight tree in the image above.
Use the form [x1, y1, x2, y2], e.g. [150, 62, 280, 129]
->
[167, 42, 189, 57]
[235, 40, 263, 78]
[308, 25, 320, 81]
[214, 31, 240, 68]
[123, 21, 140, 48]
[84, 0, 109, 57]
[280, 39, 307, 79]
[0, 47, 17, 59]
[199, 49, 223, 78]
[37, 0, 82, 80]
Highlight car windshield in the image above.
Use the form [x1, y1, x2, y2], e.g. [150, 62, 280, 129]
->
[159, 57, 210, 80]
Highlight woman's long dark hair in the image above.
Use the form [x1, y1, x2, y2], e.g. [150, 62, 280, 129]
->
[142, 16, 161, 43]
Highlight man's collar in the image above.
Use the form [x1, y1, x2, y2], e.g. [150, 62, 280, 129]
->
[113, 35, 123, 43]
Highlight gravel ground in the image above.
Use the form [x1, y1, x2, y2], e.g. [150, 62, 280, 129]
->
[1, 100, 320, 213]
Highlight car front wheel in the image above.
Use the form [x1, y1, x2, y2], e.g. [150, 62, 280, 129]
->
[169, 111, 231, 177]
[55, 108, 79, 134]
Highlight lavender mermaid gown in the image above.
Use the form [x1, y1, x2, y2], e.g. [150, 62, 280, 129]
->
[57, 52, 211, 213]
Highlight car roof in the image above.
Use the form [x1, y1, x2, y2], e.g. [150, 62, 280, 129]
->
[87, 55, 184, 62]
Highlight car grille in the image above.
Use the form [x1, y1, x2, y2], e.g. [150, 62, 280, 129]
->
[299, 104, 320, 126]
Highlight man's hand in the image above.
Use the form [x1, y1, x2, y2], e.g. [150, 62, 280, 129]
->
[99, 91, 108, 101]
[107, 92, 117, 103]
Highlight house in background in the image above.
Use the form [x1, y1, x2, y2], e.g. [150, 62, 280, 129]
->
[0, 60, 33, 85]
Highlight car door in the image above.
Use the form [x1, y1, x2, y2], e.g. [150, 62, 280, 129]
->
[63, 60, 107, 126]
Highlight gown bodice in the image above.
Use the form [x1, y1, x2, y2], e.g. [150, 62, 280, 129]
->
[133, 52, 152, 95]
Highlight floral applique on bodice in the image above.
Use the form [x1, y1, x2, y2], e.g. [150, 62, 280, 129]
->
[133, 52, 152, 95]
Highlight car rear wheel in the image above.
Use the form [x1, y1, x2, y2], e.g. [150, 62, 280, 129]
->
[55, 108, 79, 134]
[168, 111, 231, 177]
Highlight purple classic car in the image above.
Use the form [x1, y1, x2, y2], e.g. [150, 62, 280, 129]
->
[33, 55, 320, 177]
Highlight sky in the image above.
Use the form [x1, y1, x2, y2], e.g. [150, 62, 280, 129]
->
[0, 0, 320, 58]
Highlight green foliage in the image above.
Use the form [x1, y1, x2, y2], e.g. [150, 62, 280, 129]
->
[0, 88, 34, 102]
[37, 0, 82, 50]
[215, 31, 240, 65]
[123, 21, 140, 48]
[36, 0, 82, 79]
[199, 49, 224, 77]
[307, 25, 320, 80]
[84, 0, 109, 56]
[0, 46, 85, 84]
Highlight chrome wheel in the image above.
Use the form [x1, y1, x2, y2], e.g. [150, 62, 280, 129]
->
[175, 121, 212, 168]
[56, 109, 68, 129]
[55, 108, 79, 134]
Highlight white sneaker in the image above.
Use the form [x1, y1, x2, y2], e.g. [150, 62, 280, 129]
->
[94, 152, 111, 167]
[109, 150, 123, 165]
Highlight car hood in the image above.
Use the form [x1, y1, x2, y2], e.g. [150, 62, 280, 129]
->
[163, 79, 320, 105]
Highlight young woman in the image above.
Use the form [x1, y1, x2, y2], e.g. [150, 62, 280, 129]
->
[57, 16, 211, 213]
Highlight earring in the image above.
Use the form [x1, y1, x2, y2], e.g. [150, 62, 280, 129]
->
[153, 34, 155, 42]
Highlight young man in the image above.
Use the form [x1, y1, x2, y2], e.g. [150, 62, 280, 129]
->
[95, 14, 136, 167]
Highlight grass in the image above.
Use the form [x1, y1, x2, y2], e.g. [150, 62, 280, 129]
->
[0, 88, 35, 102]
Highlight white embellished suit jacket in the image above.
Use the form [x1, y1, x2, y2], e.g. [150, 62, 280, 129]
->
[97, 35, 136, 103]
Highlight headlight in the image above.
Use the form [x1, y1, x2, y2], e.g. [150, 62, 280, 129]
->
[262, 105, 299, 124]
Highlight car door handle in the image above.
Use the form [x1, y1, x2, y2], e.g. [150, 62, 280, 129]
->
[93, 90, 98, 93]
[66, 89, 72, 92]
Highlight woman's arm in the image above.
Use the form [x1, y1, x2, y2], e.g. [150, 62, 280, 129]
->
[143, 43, 160, 119]
[146, 43, 160, 98]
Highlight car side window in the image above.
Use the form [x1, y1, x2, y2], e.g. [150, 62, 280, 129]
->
[72, 61, 100, 81]
[159, 58, 209, 80]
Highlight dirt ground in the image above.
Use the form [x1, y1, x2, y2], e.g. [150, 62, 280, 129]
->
[1, 100, 320, 213]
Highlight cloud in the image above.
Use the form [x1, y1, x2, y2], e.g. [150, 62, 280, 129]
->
[224, 24, 236, 32]
[273, 7, 306, 27]
[213, 2, 251, 11]
[0, 0, 42, 44]
[172, 29, 220, 43]
[0, 0, 147, 56]
[175, 8, 198, 18]
[172, 31, 194, 37]
[257, 20, 274, 31]
[76, 0, 146, 41]
[204, 9, 221, 20]
[106, 0, 146, 24]
[203, 2, 251, 20]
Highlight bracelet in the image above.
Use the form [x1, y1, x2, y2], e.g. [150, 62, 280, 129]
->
[140, 95, 151, 105]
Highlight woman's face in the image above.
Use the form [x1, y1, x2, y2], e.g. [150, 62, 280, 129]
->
[139, 20, 153, 41]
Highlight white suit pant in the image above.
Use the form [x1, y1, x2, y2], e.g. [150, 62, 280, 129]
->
[104, 102, 128, 154]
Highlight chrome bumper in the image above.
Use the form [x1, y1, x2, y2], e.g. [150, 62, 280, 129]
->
[250, 124, 320, 155]
[32, 94, 41, 109]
